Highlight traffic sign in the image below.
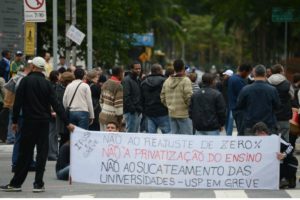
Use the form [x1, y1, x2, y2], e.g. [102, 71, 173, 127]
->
[25, 22, 36, 56]
[66, 25, 86, 45]
[24, 0, 47, 22]
[272, 7, 300, 22]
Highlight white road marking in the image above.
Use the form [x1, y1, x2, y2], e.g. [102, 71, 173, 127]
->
[214, 190, 248, 198]
[61, 194, 95, 198]
[285, 189, 300, 198]
[139, 192, 171, 198]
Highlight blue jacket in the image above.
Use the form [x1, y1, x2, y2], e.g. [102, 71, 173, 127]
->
[0, 58, 10, 82]
[227, 74, 247, 110]
[236, 80, 280, 129]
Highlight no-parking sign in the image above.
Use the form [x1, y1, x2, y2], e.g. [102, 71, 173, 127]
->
[24, 0, 47, 22]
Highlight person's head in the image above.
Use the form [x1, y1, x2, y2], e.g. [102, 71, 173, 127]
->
[151, 63, 163, 75]
[266, 68, 272, 78]
[44, 52, 51, 62]
[293, 73, 300, 84]
[31, 56, 46, 72]
[58, 67, 66, 74]
[94, 67, 103, 76]
[173, 59, 185, 73]
[252, 122, 270, 136]
[105, 122, 119, 132]
[130, 61, 141, 77]
[165, 67, 174, 77]
[271, 64, 284, 75]
[112, 66, 124, 81]
[61, 72, 75, 86]
[2, 50, 11, 60]
[202, 73, 215, 86]
[253, 64, 266, 79]
[74, 68, 85, 80]
[222, 69, 234, 80]
[189, 72, 197, 83]
[86, 70, 99, 84]
[49, 70, 60, 83]
[59, 55, 65, 65]
[238, 63, 252, 78]
[15, 51, 23, 62]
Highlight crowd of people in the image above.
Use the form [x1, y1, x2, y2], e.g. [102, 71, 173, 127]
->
[0, 49, 299, 192]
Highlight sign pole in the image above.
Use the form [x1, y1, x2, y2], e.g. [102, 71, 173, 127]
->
[87, 0, 93, 70]
[71, 0, 77, 66]
[65, 0, 71, 67]
[284, 21, 288, 67]
[53, 0, 58, 69]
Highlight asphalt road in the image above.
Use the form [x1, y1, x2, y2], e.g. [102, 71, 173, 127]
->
[1, 143, 300, 198]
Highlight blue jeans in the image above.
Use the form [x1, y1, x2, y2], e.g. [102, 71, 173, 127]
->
[69, 111, 89, 130]
[56, 166, 70, 180]
[170, 118, 193, 135]
[147, 115, 171, 134]
[124, 112, 140, 133]
[12, 118, 35, 168]
[225, 110, 234, 136]
[195, 130, 220, 135]
[7, 110, 15, 143]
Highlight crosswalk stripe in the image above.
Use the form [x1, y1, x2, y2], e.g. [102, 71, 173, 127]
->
[285, 190, 300, 198]
[61, 194, 95, 198]
[139, 192, 171, 198]
[214, 190, 248, 198]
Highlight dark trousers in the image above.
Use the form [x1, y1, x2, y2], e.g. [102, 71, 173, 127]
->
[10, 120, 49, 187]
[232, 110, 244, 135]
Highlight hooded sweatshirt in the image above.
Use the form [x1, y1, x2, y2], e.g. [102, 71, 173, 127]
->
[141, 74, 168, 117]
[160, 74, 192, 118]
[268, 74, 293, 121]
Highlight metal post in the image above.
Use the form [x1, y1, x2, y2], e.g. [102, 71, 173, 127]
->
[53, 0, 58, 69]
[284, 21, 288, 67]
[71, 0, 77, 66]
[87, 0, 93, 70]
[65, 0, 71, 66]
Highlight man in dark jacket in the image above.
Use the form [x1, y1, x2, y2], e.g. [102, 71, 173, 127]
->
[0, 57, 74, 193]
[189, 73, 226, 135]
[268, 64, 294, 142]
[236, 65, 281, 135]
[0, 50, 11, 82]
[122, 61, 142, 132]
[141, 64, 170, 133]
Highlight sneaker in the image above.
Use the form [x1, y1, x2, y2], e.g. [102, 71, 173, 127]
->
[32, 185, 45, 193]
[0, 184, 21, 192]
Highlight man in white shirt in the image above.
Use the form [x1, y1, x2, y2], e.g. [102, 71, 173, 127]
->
[63, 68, 94, 129]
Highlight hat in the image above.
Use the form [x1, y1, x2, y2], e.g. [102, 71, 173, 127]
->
[16, 51, 23, 56]
[32, 57, 46, 69]
[223, 69, 234, 76]
[27, 59, 33, 64]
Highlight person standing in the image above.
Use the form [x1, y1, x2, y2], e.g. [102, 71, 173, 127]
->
[99, 66, 124, 131]
[268, 64, 293, 142]
[235, 65, 280, 135]
[63, 68, 94, 130]
[0, 50, 11, 82]
[141, 64, 170, 134]
[161, 59, 193, 135]
[43, 52, 53, 78]
[0, 56, 74, 192]
[122, 61, 142, 132]
[189, 73, 226, 135]
[10, 51, 24, 78]
[57, 55, 67, 71]
[227, 64, 252, 135]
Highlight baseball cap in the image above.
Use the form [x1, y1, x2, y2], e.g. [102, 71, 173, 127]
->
[32, 57, 46, 69]
[222, 69, 234, 76]
[16, 51, 23, 56]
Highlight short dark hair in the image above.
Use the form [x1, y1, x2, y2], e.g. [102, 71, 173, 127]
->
[1, 50, 10, 58]
[151, 64, 162, 75]
[173, 59, 185, 73]
[202, 73, 215, 85]
[107, 121, 119, 129]
[238, 63, 252, 72]
[74, 68, 85, 80]
[58, 67, 66, 74]
[271, 64, 283, 74]
[112, 66, 123, 77]
[130, 61, 141, 69]
[252, 122, 270, 135]
[293, 73, 300, 83]
[254, 64, 266, 77]
[49, 70, 59, 83]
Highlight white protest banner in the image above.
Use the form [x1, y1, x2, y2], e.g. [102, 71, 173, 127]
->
[70, 127, 280, 190]
[66, 25, 85, 45]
